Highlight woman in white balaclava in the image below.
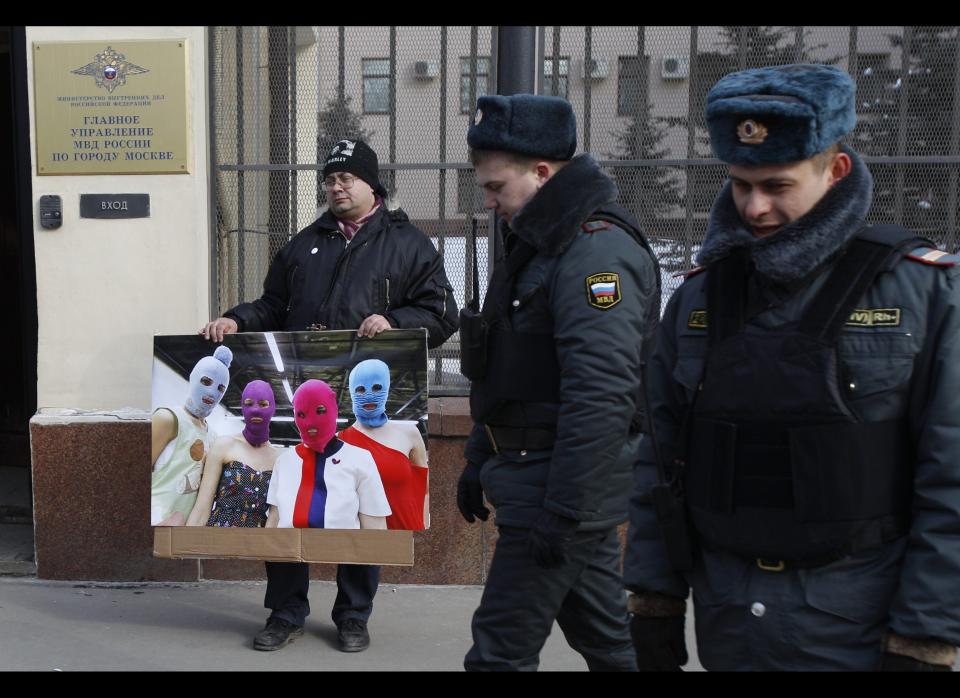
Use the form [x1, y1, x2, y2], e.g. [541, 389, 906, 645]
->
[151, 345, 233, 526]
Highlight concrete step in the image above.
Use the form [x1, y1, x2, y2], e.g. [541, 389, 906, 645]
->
[0, 560, 35, 576]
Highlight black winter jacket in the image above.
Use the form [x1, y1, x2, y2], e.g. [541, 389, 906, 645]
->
[464, 155, 660, 529]
[224, 207, 459, 349]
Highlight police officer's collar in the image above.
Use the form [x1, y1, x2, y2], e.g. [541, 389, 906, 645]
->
[696, 145, 873, 285]
[509, 154, 618, 257]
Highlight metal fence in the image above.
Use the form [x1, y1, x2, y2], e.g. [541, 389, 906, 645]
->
[209, 26, 960, 396]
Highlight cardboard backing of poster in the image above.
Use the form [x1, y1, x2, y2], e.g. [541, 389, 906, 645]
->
[153, 528, 414, 565]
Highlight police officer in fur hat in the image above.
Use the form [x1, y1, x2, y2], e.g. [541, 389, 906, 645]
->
[624, 63, 960, 671]
[456, 94, 661, 671]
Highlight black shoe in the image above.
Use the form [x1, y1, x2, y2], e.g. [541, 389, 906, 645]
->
[337, 618, 370, 652]
[253, 617, 304, 651]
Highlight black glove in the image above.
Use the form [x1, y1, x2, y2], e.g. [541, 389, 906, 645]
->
[630, 615, 688, 671]
[880, 652, 951, 672]
[457, 462, 489, 523]
[527, 510, 579, 568]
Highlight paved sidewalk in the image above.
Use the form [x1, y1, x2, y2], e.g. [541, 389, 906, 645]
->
[0, 576, 703, 671]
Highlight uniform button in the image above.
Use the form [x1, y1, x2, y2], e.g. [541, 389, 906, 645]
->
[311, 247, 319, 254]
[520, 450, 527, 456]
[512, 299, 520, 308]
[750, 602, 766, 618]
[849, 383, 856, 390]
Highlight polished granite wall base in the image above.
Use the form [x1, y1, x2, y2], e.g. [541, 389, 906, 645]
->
[29, 399, 497, 584]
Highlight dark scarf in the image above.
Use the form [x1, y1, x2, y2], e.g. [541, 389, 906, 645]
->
[509, 154, 618, 257]
[696, 146, 873, 284]
[337, 194, 384, 241]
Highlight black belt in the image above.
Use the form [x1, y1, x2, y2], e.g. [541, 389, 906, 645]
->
[484, 425, 556, 453]
[700, 542, 849, 572]
[751, 550, 848, 572]
[699, 514, 910, 572]
[738, 550, 852, 572]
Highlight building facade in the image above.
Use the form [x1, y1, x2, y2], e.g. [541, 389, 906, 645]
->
[3, 25, 958, 581]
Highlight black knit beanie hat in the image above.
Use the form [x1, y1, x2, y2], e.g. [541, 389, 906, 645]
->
[322, 139, 387, 197]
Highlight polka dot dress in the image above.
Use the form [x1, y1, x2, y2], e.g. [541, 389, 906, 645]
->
[205, 461, 272, 528]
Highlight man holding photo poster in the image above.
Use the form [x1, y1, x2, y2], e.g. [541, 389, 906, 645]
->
[200, 139, 458, 653]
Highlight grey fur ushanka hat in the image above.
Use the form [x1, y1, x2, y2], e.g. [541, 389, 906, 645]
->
[468, 94, 577, 161]
[706, 63, 856, 165]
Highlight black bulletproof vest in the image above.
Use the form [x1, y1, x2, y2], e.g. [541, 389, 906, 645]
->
[685, 225, 926, 565]
[469, 204, 661, 427]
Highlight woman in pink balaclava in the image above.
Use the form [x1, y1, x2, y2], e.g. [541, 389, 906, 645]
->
[187, 380, 283, 528]
[266, 379, 391, 529]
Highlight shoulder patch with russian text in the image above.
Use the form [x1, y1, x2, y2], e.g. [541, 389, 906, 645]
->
[846, 308, 901, 327]
[688, 309, 707, 329]
[586, 272, 621, 310]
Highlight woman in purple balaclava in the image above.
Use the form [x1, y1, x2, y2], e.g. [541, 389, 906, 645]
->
[186, 380, 283, 528]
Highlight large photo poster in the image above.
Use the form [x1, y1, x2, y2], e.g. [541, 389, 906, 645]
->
[151, 329, 428, 564]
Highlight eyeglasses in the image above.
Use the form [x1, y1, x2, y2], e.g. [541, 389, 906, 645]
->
[322, 173, 358, 190]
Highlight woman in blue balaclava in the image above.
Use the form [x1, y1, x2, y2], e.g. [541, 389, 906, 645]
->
[151, 345, 233, 526]
[338, 359, 429, 530]
[187, 380, 283, 528]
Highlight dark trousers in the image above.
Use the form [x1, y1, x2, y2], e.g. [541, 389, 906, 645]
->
[264, 561, 380, 627]
[464, 525, 637, 672]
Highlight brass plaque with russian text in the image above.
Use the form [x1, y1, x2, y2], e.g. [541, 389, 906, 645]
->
[33, 40, 189, 175]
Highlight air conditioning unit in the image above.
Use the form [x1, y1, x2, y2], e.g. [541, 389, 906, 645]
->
[294, 27, 317, 48]
[414, 60, 439, 80]
[543, 59, 566, 77]
[580, 57, 609, 80]
[661, 55, 689, 80]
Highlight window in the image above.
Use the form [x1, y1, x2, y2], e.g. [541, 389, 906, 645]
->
[460, 56, 490, 114]
[363, 58, 390, 114]
[542, 56, 569, 98]
[851, 52, 896, 155]
[855, 52, 890, 76]
[618, 56, 649, 116]
[457, 169, 484, 214]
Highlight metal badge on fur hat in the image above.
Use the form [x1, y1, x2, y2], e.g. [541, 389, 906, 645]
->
[322, 138, 387, 197]
[467, 94, 577, 160]
[706, 64, 856, 165]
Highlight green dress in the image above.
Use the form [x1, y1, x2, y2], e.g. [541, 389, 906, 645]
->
[150, 406, 216, 525]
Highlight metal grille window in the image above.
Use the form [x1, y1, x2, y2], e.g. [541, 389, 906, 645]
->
[460, 56, 490, 113]
[457, 169, 484, 214]
[543, 56, 569, 97]
[362, 58, 390, 114]
[211, 26, 498, 396]
[210, 26, 960, 395]
[857, 52, 890, 73]
[617, 55, 649, 116]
